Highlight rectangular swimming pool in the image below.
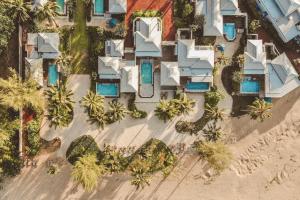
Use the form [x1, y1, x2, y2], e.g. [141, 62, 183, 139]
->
[48, 64, 59, 86]
[223, 23, 236, 41]
[94, 0, 104, 15]
[185, 82, 210, 91]
[240, 79, 260, 94]
[56, 0, 65, 14]
[141, 62, 153, 84]
[96, 83, 119, 97]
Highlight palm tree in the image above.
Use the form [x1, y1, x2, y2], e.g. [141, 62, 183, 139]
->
[34, 1, 59, 27]
[81, 91, 104, 115]
[46, 82, 74, 128]
[90, 111, 107, 130]
[203, 122, 222, 142]
[106, 100, 127, 123]
[56, 52, 73, 77]
[6, 0, 30, 24]
[236, 54, 244, 67]
[72, 154, 105, 192]
[0, 68, 44, 156]
[249, 19, 261, 33]
[205, 103, 225, 121]
[172, 93, 195, 115]
[155, 100, 178, 123]
[217, 53, 231, 66]
[130, 160, 151, 190]
[193, 140, 232, 173]
[246, 98, 272, 122]
[232, 70, 243, 83]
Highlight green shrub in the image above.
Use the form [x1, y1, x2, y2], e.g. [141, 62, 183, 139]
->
[132, 10, 161, 20]
[66, 135, 101, 165]
[127, 94, 147, 119]
[204, 87, 224, 108]
[26, 119, 41, 156]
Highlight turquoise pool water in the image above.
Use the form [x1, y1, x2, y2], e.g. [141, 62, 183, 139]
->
[185, 82, 209, 91]
[223, 23, 236, 41]
[48, 64, 58, 86]
[240, 79, 260, 93]
[96, 83, 118, 97]
[141, 62, 153, 84]
[56, 0, 65, 13]
[94, 0, 104, 15]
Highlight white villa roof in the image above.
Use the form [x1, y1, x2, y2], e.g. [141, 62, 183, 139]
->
[120, 61, 138, 93]
[221, 0, 240, 14]
[203, 0, 223, 36]
[25, 58, 44, 87]
[265, 53, 300, 98]
[274, 0, 300, 16]
[243, 40, 266, 75]
[106, 39, 124, 57]
[258, 0, 300, 42]
[177, 40, 214, 83]
[98, 57, 124, 79]
[27, 33, 60, 59]
[160, 62, 180, 86]
[109, 0, 127, 14]
[135, 17, 162, 57]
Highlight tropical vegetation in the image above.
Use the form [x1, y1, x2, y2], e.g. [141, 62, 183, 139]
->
[155, 100, 178, 123]
[0, 2, 15, 55]
[203, 122, 223, 142]
[128, 94, 147, 119]
[46, 81, 74, 128]
[193, 140, 232, 174]
[105, 100, 128, 124]
[34, 1, 59, 27]
[247, 98, 272, 122]
[249, 19, 261, 33]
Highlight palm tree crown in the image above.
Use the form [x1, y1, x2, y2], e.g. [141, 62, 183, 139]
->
[247, 98, 272, 122]
[81, 91, 104, 115]
[106, 100, 127, 123]
[34, 1, 59, 26]
[172, 93, 195, 115]
[6, 0, 31, 23]
[72, 154, 105, 192]
[155, 100, 178, 123]
[205, 103, 225, 121]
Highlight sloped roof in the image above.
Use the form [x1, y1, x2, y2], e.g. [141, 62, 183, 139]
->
[160, 62, 180, 86]
[178, 40, 214, 69]
[120, 61, 138, 93]
[265, 53, 300, 98]
[203, 0, 223, 36]
[243, 40, 266, 74]
[106, 39, 124, 57]
[109, 0, 127, 13]
[274, 0, 300, 16]
[221, 0, 239, 11]
[98, 57, 124, 79]
[135, 17, 162, 57]
[25, 58, 44, 87]
[271, 53, 298, 84]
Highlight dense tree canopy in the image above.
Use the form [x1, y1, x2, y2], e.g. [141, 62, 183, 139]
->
[0, 2, 15, 55]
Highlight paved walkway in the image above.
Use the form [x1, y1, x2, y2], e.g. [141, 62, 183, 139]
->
[40, 75, 203, 157]
[214, 34, 243, 114]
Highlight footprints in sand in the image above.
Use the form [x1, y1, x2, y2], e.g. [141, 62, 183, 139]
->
[233, 121, 300, 176]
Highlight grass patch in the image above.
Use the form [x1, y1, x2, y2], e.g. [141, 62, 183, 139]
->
[70, 0, 89, 74]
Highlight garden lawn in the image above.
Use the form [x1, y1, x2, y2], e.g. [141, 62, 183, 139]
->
[70, 0, 89, 74]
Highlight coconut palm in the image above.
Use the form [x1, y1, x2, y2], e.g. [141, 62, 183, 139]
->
[56, 52, 73, 77]
[203, 122, 222, 142]
[72, 154, 105, 192]
[90, 111, 107, 130]
[232, 70, 243, 83]
[172, 93, 195, 115]
[6, 0, 30, 24]
[247, 98, 272, 122]
[155, 100, 178, 123]
[130, 160, 151, 190]
[249, 19, 261, 33]
[217, 53, 230, 66]
[46, 82, 74, 128]
[236, 54, 244, 67]
[193, 140, 232, 173]
[81, 91, 104, 115]
[106, 100, 127, 123]
[205, 103, 225, 121]
[0, 68, 44, 156]
[34, 1, 59, 27]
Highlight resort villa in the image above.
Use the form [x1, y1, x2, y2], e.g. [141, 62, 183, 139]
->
[25, 33, 60, 87]
[96, 16, 215, 98]
[256, 0, 300, 43]
[241, 39, 300, 97]
[194, 0, 241, 37]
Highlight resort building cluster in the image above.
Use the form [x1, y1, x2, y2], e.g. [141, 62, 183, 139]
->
[25, 0, 300, 101]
